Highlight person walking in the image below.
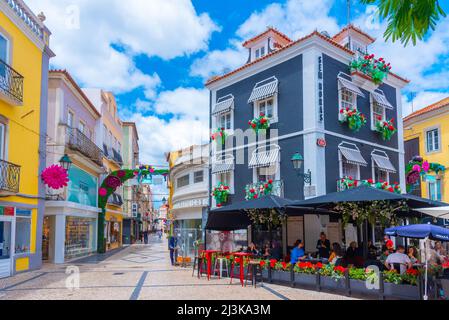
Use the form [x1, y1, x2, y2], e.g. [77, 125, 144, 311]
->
[169, 235, 178, 266]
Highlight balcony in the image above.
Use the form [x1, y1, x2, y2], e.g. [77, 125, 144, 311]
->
[0, 59, 24, 105]
[245, 180, 284, 198]
[0, 159, 21, 194]
[67, 128, 103, 166]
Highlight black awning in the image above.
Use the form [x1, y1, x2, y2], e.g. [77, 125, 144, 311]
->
[211, 195, 294, 213]
[205, 211, 251, 231]
[289, 186, 448, 210]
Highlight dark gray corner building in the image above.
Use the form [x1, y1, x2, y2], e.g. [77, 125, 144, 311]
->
[205, 26, 409, 252]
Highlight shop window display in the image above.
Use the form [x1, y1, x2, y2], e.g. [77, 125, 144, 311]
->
[65, 217, 96, 259]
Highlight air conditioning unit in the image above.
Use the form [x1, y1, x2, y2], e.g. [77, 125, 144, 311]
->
[132, 203, 138, 218]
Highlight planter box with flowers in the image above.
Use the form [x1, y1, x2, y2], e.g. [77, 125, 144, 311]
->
[350, 54, 392, 89]
[245, 179, 274, 200]
[293, 262, 322, 287]
[319, 265, 347, 291]
[211, 183, 231, 208]
[375, 117, 397, 141]
[211, 127, 228, 145]
[248, 113, 270, 134]
[339, 107, 367, 132]
[348, 268, 379, 296]
[338, 177, 402, 194]
[382, 269, 421, 300]
[270, 261, 292, 284]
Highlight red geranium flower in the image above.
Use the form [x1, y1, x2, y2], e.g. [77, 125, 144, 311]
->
[270, 259, 277, 268]
[260, 260, 266, 268]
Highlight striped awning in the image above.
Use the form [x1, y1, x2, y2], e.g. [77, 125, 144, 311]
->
[338, 77, 365, 98]
[212, 161, 235, 174]
[212, 95, 234, 116]
[249, 148, 280, 169]
[339, 145, 368, 167]
[372, 153, 397, 173]
[248, 77, 278, 103]
[372, 91, 394, 110]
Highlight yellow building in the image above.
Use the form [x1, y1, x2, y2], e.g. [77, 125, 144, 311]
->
[166, 150, 180, 235]
[404, 97, 449, 202]
[0, 1, 53, 278]
[84, 89, 124, 252]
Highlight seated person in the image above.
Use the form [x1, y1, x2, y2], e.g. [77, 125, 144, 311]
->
[270, 241, 283, 261]
[367, 240, 378, 260]
[385, 245, 412, 274]
[316, 232, 331, 259]
[329, 243, 344, 265]
[407, 246, 420, 264]
[379, 245, 390, 265]
[247, 242, 259, 256]
[263, 243, 271, 259]
[290, 240, 306, 264]
[345, 241, 358, 265]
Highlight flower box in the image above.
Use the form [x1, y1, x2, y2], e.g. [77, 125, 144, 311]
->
[320, 276, 346, 291]
[349, 279, 379, 296]
[293, 273, 317, 287]
[383, 283, 420, 300]
[270, 270, 291, 283]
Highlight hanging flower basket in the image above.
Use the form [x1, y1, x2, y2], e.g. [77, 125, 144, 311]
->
[339, 107, 367, 132]
[350, 54, 391, 85]
[41, 165, 69, 190]
[211, 183, 231, 207]
[245, 180, 274, 200]
[405, 157, 446, 192]
[375, 118, 397, 141]
[248, 113, 270, 134]
[211, 128, 227, 145]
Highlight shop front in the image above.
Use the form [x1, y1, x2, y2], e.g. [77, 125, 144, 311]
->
[0, 206, 34, 278]
[105, 211, 123, 251]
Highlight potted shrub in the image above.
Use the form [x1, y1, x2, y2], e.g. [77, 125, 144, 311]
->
[270, 260, 292, 283]
[293, 262, 321, 287]
[382, 270, 421, 300]
[339, 107, 367, 132]
[375, 117, 397, 141]
[211, 183, 231, 208]
[348, 268, 379, 296]
[248, 113, 270, 134]
[319, 265, 347, 291]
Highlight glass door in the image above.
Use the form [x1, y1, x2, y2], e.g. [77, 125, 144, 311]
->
[0, 220, 12, 278]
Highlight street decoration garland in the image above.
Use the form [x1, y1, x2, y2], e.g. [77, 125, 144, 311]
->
[211, 183, 231, 207]
[350, 54, 392, 85]
[211, 128, 228, 145]
[375, 117, 397, 141]
[405, 156, 446, 193]
[41, 165, 69, 190]
[247, 208, 286, 227]
[245, 179, 274, 200]
[338, 177, 402, 194]
[248, 113, 270, 134]
[339, 107, 367, 132]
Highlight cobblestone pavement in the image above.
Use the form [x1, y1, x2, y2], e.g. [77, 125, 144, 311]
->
[0, 236, 357, 300]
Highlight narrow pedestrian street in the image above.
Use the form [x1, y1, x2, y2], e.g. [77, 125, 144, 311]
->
[0, 236, 355, 300]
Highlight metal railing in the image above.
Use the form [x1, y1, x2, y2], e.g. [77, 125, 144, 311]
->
[245, 179, 284, 198]
[0, 59, 24, 104]
[0, 159, 21, 193]
[67, 128, 103, 166]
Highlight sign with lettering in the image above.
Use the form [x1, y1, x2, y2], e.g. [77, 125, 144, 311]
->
[16, 209, 31, 217]
[0, 207, 15, 216]
[317, 55, 324, 123]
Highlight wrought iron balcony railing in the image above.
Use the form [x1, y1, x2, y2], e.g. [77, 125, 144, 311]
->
[0, 59, 24, 105]
[0, 159, 21, 193]
[67, 128, 103, 166]
[245, 180, 284, 198]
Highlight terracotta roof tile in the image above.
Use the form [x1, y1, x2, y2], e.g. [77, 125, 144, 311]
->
[332, 24, 376, 43]
[404, 96, 449, 122]
[242, 27, 292, 47]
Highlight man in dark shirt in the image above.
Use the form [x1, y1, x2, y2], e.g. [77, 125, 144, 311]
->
[316, 232, 331, 259]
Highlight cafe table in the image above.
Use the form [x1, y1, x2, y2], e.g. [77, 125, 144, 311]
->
[230, 252, 253, 286]
[201, 250, 220, 280]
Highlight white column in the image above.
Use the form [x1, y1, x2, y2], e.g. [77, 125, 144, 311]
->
[396, 88, 406, 192]
[54, 214, 66, 264]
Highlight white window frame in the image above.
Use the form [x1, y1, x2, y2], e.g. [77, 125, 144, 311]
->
[370, 96, 386, 131]
[427, 178, 442, 201]
[338, 82, 357, 121]
[176, 174, 190, 189]
[338, 150, 361, 180]
[217, 112, 232, 131]
[78, 120, 86, 134]
[372, 160, 390, 183]
[0, 31, 11, 64]
[193, 170, 204, 184]
[254, 95, 278, 124]
[14, 214, 32, 255]
[425, 127, 441, 154]
[0, 121, 5, 160]
[253, 165, 279, 183]
[67, 110, 74, 128]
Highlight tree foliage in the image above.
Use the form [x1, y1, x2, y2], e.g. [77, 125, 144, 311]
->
[361, 0, 447, 45]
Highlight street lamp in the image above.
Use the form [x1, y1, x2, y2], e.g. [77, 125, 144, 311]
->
[291, 152, 312, 186]
[59, 154, 72, 171]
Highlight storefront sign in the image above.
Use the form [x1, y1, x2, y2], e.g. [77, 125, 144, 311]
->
[0, 207, 15, 216]
[16, 209, 31, 217]
[317, 138, 327, 147]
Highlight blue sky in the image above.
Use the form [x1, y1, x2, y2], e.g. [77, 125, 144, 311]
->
[30, 0, 449, 168]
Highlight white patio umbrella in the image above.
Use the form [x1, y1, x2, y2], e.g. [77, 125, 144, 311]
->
[416, 207, 449, 219]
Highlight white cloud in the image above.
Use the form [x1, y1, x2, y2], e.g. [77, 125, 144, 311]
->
[190, 0, 339, 80]
[29, 0, 219, 97]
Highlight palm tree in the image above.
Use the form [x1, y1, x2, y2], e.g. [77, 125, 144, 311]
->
[361, 0, 446, 45]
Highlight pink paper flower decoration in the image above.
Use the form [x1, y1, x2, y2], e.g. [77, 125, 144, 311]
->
[150, 167, 155, 173]
[99, 188, 108, 197]
[133, 171, 139, 176]
[117, 170, 126, 178]
[41, 165, 69, 190]
[105, 176, 122, 189]
[412, 164, 421, 173]
[422, 161, 430, 172]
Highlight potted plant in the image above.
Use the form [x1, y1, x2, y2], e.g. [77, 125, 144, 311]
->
[350, 54, 391, 86]
[375, 117, 397, 141]
[339, 107, 367, 132]
[248, 113, 270, 134]
[319, 265, 347, 291]
[211, 127, 228, 145]
[270, 260, 292, 283]
[382, 269, 421, 300]
[293, 262, 321, 287]
[211, 183, 231, 208]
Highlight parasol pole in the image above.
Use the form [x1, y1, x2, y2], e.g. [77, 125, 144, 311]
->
[424, 237, 429, 301]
